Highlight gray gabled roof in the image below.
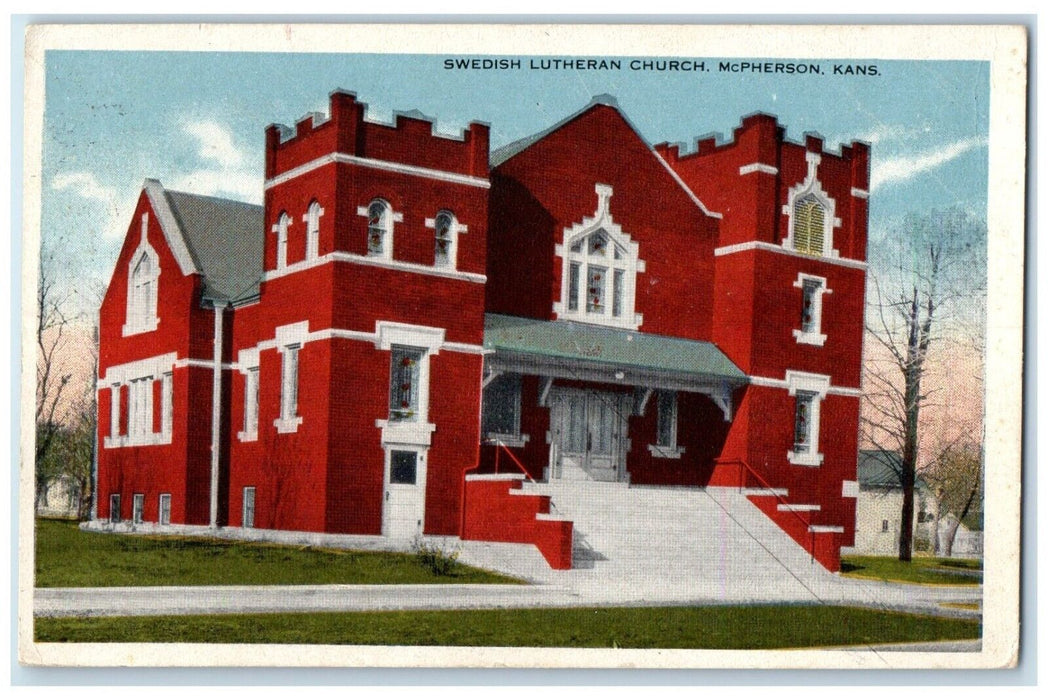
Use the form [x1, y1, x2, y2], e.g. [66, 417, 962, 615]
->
[163, 189, 264, 304]
[858, 450, 929, 490]
[484, 313, 747, 385]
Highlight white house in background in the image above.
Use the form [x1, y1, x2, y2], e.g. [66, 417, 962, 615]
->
[36, 475, 81, 519]
[848, 450, 935, 555]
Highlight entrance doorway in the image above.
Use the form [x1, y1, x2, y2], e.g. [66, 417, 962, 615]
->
[549, 388, 630, 482]
[382, 449, 426, 538]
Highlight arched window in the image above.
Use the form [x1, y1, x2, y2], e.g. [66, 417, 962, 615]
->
[554, 184, 643, 330]
[367, 199, 391, 258]
[125, 248, 159, 335]
[273, 212, 291, 269]
[792, 195, 826, 256]
[433, 210, 457, 268]
[783, 152, 838, 258]
[304, 201, 322, 261]
[564, 229, 635, 322]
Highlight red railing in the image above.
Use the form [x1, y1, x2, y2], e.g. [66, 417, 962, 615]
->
[715, 457, 815, 562]
[493, 439, 539, 482]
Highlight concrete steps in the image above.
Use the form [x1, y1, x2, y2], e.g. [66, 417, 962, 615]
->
[517, 480, 833, 597]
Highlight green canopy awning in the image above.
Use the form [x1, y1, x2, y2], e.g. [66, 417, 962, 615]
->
[483, 314, 748, 390]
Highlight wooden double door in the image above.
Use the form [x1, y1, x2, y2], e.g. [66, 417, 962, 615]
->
[549, 388, 630, 482]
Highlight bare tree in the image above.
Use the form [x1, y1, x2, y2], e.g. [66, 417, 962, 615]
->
[925, 440, 983, 557]
[862, 208, 986, 562]
[35, 254, 72, 510]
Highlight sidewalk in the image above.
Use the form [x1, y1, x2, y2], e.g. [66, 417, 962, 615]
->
[35, 542, 982, 620]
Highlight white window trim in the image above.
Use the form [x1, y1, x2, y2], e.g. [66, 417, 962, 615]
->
[122, 213, 161, 337]
[108, 383, 122, 442]
[426, 211, 467, 270]
[238, 365, 260, 442]
[161, 372, 173, 440]
[792, 272, 832, 346]
[647, 390, 685, 459]
[101, 352, 178, 449]
[132, 493, 144, 524]
[268, 323, 307, 434]
[272, 212, 291, 270]
[553, 183, 645, 330]
[785, 370, 830, 467]
[303, 201, 324, 261]
[275, 344, 302, 434]
[358, 200, 404, 261]
[374, 321, 443, 447]
[158, 493, 171, 525]
[781, 151, 842, 258]
[242, 486, 256, 529]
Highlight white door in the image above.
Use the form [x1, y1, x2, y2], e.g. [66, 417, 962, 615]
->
[551, 389, 627, 482]
[383, 449, 426, 538]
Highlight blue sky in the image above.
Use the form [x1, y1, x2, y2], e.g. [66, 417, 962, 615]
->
[40, 51, 990, 311]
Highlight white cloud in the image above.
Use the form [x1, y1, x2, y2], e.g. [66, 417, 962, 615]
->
[167, 169, 262, 205]
[853, 124, 916, 145]
[51, 171, 137, 240]
[183, 120, 245, 168]
[168, 118, 262, 203]
[870, 137, 987, 193]
[51, 171, 119, 215]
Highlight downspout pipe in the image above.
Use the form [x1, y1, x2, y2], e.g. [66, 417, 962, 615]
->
[209, 301, 226, 529]
[90, 318, 99, 522]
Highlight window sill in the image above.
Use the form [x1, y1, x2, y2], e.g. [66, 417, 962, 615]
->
[553, 308, 643, 331]
[274, 416, 303, 434]
[237, 430, 258, 442]
[648, 444, 685, 459]
[376, 418, 436, 447]
[121, 319, 159, 337]
[104, 433, 172, 449]
[787, 449, 824, 467]
[793, 329, 827, 346]
[484, 433, 530, 448]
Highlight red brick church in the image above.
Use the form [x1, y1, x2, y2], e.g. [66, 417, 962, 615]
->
[95, 89, 869, 571]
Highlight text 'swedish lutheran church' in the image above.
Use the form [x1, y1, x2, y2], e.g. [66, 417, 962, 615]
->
[95, 90, 869, 571]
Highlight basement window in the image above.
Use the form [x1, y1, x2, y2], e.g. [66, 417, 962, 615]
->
[243, 487, 255, 529]
[648, 390, 684, 459]
[482, 374, 527, 447]
[132, 494, 144, 524]
[159, 494, 171, 525]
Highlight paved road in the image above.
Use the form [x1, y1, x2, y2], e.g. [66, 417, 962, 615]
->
[34, 578, 981, 620]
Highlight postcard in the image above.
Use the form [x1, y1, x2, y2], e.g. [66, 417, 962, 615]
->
[19, 22, 1026, 670]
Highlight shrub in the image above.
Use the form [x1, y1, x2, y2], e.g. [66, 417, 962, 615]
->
[412, 536, 461, 576]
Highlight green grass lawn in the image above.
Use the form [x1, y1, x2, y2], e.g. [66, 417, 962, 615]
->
[840, 555, 983, 585]
[35, 605, 980, 647]
[35, 518, 520, 588]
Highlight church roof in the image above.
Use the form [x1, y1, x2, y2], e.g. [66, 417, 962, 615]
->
[162, 188, 264, 304]
[484, 313, 747, 387]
